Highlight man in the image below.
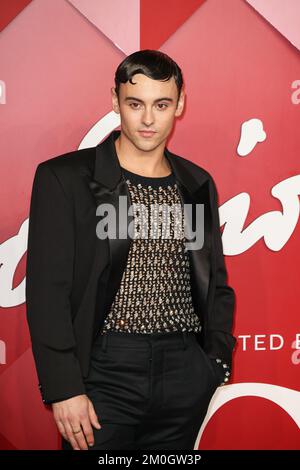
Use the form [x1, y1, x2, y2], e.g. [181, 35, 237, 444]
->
[26, 49, 236, 450]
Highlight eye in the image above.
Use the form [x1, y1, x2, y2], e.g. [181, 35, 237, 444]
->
[129, 102, 141, 109]
[157, 103, 168, 110]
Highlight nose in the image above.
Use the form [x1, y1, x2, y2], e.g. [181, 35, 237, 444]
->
[142, 107, 154, 126]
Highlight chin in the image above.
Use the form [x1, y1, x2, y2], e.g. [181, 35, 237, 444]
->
[137, 142, 155, 151]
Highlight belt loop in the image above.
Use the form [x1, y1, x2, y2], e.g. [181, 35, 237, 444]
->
[182, 331, 187, 350]
[102, 333, 108, 352]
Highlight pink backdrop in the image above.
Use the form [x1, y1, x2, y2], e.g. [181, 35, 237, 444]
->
[0, 0, 299, 449]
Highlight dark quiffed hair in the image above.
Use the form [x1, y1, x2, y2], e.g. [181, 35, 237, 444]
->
[114, 49, 183, 104]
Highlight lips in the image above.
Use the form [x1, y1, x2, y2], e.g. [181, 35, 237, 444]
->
[138, 130, 156, 137]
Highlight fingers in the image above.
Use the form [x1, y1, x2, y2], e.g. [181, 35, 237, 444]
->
[80, 416, 95, 447]
[88, 399, 101, 430]
[65, 421, 87, 450]
[56, 420, 68, 442]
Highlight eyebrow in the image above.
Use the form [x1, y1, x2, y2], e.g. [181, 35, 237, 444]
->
[124, 96, 174, 103]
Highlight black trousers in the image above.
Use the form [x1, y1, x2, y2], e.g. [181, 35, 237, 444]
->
[61, 330, 219, 450]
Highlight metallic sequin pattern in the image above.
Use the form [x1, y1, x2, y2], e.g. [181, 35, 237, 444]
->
[100, 175, 202, 335]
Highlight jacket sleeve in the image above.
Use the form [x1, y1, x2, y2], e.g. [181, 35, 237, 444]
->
[25, 162, 86, 405]
[202, 175, 237, 369]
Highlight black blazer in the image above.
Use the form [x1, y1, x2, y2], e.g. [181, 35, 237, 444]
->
[25, 129, 237, 404]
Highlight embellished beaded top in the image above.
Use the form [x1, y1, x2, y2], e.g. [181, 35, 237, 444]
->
[99, 166, 202, 335]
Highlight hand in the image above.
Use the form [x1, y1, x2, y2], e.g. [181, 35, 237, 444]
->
[52, 394, 101, 450]
[209, 358, 231, 386]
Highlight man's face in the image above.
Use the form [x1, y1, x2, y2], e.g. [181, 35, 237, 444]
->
[111, 73, 185, 152]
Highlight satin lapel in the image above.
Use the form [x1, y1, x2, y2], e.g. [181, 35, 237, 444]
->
[174, 178, 212, 322]
[181, 181, 211, 321]
[88, 175, 133, 322]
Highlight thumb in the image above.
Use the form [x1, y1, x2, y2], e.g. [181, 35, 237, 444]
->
[88, 399, 101, 429]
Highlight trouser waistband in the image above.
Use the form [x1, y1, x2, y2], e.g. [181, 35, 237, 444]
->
[97, 330, 199, 352]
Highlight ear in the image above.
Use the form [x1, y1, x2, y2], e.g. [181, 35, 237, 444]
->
[111, 87, 120, 114]
[175, 89, 185, 117]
